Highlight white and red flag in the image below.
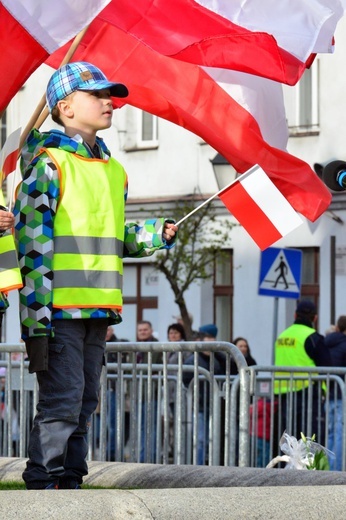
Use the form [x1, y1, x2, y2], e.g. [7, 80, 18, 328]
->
[47, 21, 332, 222]
[218, 166, 303, 251]
[0, 0, 111, 112]
[91, 0, 345, 84]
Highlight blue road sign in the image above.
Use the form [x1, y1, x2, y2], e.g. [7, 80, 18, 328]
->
[259, 247, 302, 299]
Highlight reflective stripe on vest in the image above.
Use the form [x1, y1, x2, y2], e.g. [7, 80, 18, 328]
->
[274, 323, 317, 394]
[42, 147, 126, 309]
[0, 234, 22, 292]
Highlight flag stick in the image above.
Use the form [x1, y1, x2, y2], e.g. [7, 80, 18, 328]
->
[19, 25, 89, 149]
[175, 165, 258, 226]
[7, 171, 18, 212]
[175, 189, 225, 227]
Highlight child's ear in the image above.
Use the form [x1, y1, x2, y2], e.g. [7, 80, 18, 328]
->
[56, 99, 74, 118]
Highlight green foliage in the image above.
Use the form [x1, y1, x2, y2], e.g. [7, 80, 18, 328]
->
[301, 432, 330, 471]
[310, 450, 330, 471]
[0, 481, 26, 490]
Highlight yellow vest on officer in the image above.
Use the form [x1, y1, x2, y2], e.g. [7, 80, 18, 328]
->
[42, 147, 126, 310]
[0, 190, 22, 292]
[274, 323, 317, 394]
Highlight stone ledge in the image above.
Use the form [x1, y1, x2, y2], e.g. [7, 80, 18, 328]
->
[2, 459, 346, 520]
[1, 457, 346, 489]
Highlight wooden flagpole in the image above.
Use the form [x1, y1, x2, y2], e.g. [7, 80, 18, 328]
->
[19, 26, 89, 149]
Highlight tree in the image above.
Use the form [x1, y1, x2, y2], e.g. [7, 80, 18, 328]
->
[152, 194, 236, 339]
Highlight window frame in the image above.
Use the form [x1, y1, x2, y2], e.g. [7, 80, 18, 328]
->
[213, 249, 234, 342]
[136, 110, 159, 149]
[283, 60, 320, 137]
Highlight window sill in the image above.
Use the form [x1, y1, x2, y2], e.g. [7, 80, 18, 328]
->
[288, 127, 320, 138]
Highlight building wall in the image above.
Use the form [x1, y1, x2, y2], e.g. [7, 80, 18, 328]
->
[4, 17, 346, 365]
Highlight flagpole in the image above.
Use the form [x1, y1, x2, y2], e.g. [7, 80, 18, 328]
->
[19, 25, 89, 149]
[175, 165, 258, 226]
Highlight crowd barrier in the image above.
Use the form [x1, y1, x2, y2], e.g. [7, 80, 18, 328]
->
[1, 342, 345, 470]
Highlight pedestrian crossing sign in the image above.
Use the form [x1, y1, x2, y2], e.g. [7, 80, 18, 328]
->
[258, 247, 302, 299]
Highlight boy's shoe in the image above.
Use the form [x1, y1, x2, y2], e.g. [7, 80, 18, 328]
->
[59, 479, 82, 489]
[45, 483, 59, 489]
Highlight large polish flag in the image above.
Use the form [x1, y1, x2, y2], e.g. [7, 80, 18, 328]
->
[0, 0, 111, 112]
[96, 0, 345, 85]
[47, 23, 332, 223]
[196, 0, 346, 59]
[219, 166, 303, 251]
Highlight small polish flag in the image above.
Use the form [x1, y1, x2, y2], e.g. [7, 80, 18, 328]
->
[219, 165, 303, 250]
[0, 127, 21, 182]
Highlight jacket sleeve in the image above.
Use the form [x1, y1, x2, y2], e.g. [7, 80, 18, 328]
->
[305, 332, 332, 367]
[14, 154, 59, 340]
[123, 218, 176, 258]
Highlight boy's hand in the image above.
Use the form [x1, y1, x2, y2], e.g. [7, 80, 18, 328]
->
[0, 208, 14, 232]
[163, 222, 178, 242]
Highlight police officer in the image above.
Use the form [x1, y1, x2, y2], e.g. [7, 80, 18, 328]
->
[274, 300, 331, 447]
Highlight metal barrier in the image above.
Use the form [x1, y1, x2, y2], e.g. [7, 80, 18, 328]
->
[97, 342, 250, 467]
[1, 342, 345, 470]
[247, 366, 346, 471]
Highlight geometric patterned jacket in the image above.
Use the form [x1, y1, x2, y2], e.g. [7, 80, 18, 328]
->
[14, 129, 175, 340]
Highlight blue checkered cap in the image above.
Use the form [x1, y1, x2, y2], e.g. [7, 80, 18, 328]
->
[46, 61, 128, 112]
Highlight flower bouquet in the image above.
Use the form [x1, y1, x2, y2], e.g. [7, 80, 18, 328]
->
[266, 432, 332, 470]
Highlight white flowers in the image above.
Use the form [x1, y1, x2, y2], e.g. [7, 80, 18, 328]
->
[266, 432, 331, 470]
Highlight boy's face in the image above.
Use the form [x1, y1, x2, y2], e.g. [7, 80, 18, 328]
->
[59, 88, 114, 133]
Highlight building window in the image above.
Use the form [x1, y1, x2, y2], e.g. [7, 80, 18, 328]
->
[122, 107, 159, 151]
[113, 263, 159, 341]
[283, 60, 319, 136]
[300, 246, 320, 307]
[137, 111, 158, 148]
[213, 249, 233, 342]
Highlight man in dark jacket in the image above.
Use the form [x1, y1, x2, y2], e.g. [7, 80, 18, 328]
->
[325, 315, 346, 470]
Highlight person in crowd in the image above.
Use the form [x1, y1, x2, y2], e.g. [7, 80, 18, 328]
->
[14, 61, 177, 489]
[136, 320, 162, 363]
[173, 312, 198, 339]
[274, 300, 331, 451]
[325, 324, 337, 335]
[324, 315, 346, 470]
[137, 320, 158, 342]
[183, 324, 225, 464]
[250, 396, 277, 468]
[167, 322, 187, 361]
[105, 326, 130, 461]
[136, 320, 162, 462]
[166, 322, 188, 457]
[199, 323, 218, 342]
[231, 337, 257, 374]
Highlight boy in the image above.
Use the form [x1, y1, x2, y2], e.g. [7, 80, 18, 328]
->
[14, 61, 178, 489]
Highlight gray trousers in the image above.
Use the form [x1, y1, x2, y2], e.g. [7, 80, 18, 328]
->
[23, 318, 108, 489]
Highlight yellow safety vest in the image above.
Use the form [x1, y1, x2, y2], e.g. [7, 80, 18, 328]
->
[0, 190, 22, 292]
[42, 147, 126, 310]
[274, 323, 317, 394]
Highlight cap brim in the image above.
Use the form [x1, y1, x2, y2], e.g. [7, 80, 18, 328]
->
[78, 80, 129, 98]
